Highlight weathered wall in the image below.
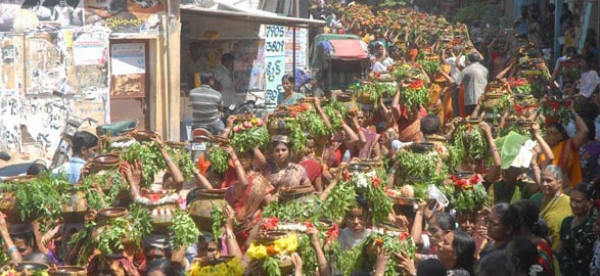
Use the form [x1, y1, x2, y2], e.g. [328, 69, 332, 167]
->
[0, 28, 110, 159]
[0, 0, 178, 162]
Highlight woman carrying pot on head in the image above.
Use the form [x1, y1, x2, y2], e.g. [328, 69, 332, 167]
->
[277, 75, 305, 106]
[530, 165, 573, 252]
[217, 145, 273, 250]
[559, 183, 596, 276]
[539, 102, 589, 190]
[262, 138, 312, 193]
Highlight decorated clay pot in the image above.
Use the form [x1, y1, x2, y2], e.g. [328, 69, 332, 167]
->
[90, 154, 121, 173]
[0, 176, 35, 224]
[336, 92, 359, 116]
[48, 266, 87, 276]
[279, 185, 315, 205]
[94, 208, 132, 251]
[187, 189, 228, 232]
[62, 187, 88, 223]
[482, 93, 507, 111]
[137, 189, 179, 233]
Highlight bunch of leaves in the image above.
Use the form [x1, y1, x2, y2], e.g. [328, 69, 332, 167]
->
[229, 123, 270, 153]
[323, 178, 358, 222]
[288, 119, 308, 156]
[166, 146, 195, 181]
[297, 234, 318, 275]
[339, 242, 367, 276]
[364, 232, 416, 276]
[358, 180, 393, 224]
[90, 205, 152, 256]
[85, 169, 127, 206]
[392, 64, 412, 81]
[208, 145, 229, 173]
[128, 205, 154, 249]
[297, 111, 331, 138]
[66, 180, 105, 211]
[210, 202, 226, 238]
[263, 199, 323, 224]
[451, 123, 489, 161]
[394, 149, 439, 180]
[355, 81, 397, 103]
[453, 184, 488, 213]
[68, 221, 96, 265]
[169, 208, 200, 249]
[400, 79, 430, 112]
[419, 59, 440, 77]
[260, 256, 280, 276]
[121, 141, 164, 187]
[0, 172, 67, 223]
[323, 100, 347, 130]
[447, 144, 465, 172]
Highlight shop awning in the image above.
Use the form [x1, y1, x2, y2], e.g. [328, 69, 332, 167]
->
[180, 4, 325, 28]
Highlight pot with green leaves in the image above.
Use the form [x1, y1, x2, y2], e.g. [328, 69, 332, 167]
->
[0, 176, 35, 223]
[278, 184, 316, 205]
[89, 168, 128, 206]
[482, 93, 509, 113]
[61, 186, 88, 223]
[137, 188, 179, 233]
[336, 92, 359, 116]
[93, 207, 134, 252]
[48, 266, 87, 276]
[187, 189, 228, 232]
[359, 159, 384, 172]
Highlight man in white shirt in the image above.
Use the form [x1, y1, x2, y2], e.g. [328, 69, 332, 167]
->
[214, 53, 236, 107]
[455, 53, 488, 116]
[442, 46, 466, 116]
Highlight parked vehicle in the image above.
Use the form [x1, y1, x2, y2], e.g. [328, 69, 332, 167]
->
[311, 34, 370, 95]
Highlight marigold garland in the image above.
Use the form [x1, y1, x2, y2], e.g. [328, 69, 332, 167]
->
[189, 257, 244, 276]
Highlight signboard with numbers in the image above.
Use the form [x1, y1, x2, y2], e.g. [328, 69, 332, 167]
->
[264, 25, 286, 109]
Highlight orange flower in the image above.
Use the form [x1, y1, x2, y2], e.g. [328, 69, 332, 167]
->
[375, 238, 383, 245]
[266, 245, 278, 255]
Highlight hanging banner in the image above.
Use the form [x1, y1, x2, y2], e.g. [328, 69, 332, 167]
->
[264, 25, 285, 109]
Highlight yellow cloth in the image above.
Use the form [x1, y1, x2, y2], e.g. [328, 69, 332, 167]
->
[539, 140, 582, 188]
[531, 193, 572, 252]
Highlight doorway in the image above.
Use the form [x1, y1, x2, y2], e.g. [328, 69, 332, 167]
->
[109, 39, 150, 129]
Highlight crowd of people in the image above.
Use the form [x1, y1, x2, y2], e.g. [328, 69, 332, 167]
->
[2, 1, 600, 276]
